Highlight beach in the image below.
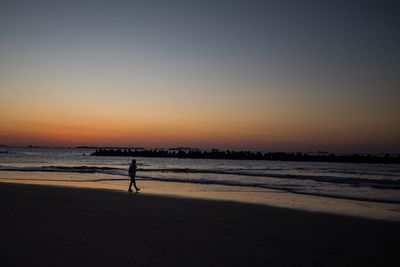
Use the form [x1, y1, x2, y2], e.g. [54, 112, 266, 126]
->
[1, 147, 400, 222]
[1, 182, 399, 267]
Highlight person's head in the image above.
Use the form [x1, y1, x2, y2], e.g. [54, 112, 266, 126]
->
[132, 159, 136, 165]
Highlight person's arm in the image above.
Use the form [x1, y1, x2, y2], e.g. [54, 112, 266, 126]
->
[128, 165, 133, 175]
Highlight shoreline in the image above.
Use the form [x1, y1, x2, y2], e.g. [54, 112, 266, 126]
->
[1, 182, 399, 266]
[1, 177, 400, 222]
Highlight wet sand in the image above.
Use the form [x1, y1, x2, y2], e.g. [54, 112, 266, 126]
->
[2, 175, 400, 221]
[0, 182, 399, 266]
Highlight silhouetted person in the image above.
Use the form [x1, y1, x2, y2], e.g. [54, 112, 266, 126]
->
[128, 159, 140, 192]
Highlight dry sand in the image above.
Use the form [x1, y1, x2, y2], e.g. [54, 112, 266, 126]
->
[1, 182, 399, 266]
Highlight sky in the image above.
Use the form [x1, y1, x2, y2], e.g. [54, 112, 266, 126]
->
[0, 0, 399, 152]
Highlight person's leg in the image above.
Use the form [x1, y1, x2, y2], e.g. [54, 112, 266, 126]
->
[133, 179, 140, 192]
[128, 181, 133, 192]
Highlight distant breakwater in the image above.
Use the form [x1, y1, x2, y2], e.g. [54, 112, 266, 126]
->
[91, 149, 400, 164]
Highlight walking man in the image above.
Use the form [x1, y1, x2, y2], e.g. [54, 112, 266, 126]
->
[128, 159, 140, 192]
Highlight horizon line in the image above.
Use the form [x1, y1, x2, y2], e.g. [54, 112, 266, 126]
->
[1, 145, 399, 155]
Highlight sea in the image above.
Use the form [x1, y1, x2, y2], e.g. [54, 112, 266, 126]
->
[0, 147, 400, 204]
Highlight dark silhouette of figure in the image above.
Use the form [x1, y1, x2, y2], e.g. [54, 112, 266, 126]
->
[128, 159, 140, 192]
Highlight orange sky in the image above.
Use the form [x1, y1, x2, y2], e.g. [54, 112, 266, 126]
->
[1, 81, 399, 152]
[1, 1, 400, 152]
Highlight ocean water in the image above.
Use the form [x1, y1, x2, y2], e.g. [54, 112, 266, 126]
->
[0, 147, 399, 203]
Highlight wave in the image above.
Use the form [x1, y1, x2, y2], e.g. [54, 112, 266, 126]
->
[1, 165, 399, 190]
[0, 165, 124, 175]
[138, 168, 400, 190]
[301, 168, 400, 177]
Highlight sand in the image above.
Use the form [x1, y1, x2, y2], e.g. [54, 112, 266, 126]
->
[1, 182, 399, 267]
[2, 175, 400, 221]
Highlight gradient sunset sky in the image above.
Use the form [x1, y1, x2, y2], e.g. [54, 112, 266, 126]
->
[1, 0, 399, 152]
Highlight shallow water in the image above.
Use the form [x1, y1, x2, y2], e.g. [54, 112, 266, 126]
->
[1, 147, 399, 204]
